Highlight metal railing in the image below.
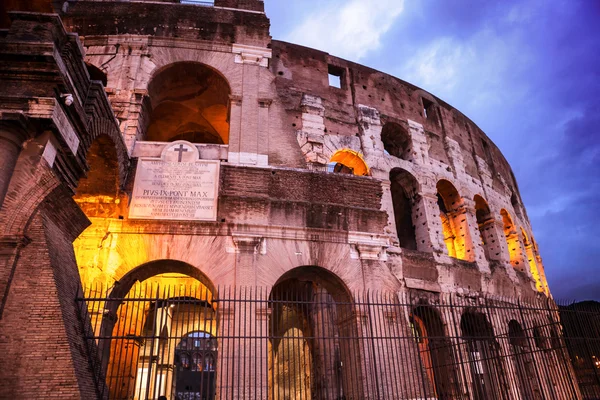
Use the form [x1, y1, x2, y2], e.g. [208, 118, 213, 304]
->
[76, 284, 600, 399]
[180, 0, 215, 5]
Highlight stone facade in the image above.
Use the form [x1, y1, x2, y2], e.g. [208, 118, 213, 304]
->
[0, 1, 559, 399]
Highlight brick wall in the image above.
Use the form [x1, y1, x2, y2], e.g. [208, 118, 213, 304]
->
[0, 190, 96, 399]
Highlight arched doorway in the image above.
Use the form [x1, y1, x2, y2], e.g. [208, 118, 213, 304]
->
[508, 320, 543, 399]
[145, 62, 231, 144]
[411, 306, 460, 398]
[268, 266, 361, 400]
[89, 261, 217, 400]
[460, 310, 509, 400]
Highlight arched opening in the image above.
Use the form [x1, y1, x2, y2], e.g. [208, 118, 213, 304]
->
[460, 311, 509, 400]
[411, 306, 459, 398]
[73, 135, 127, 289]
[381, 122, 412, 160]
[268, 266, 360, 399]
[146, 62, 231, 144]
[474, 195, 493, 261]
[508, 320, 542, 399]
[92, 261, 217, 400]
[521, 228, 544, 292]
[269, 280, 314, 400]
[500, 209, 523, 270]
[74, 135, 122, 217]
[85, 62, 108, 87]
[328, 149, 370, 176]
[390, 168, 418, 250]
[436, 180, 473, 260]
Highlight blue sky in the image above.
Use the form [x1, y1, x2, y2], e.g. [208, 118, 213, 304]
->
[264, 0, 600, 300]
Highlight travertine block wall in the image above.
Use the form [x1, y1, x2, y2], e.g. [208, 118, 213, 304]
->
[0, 3, 556, 398]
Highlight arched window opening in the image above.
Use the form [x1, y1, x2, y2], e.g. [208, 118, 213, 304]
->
[146, 62, 231, 144]
[521, 228, 544, 292]
[74, 135, 124, 220]
[85, 62, 108, 87]
[501, 209, 523, 270]
[411, 307, 460, 398]
[461, 311, 509, 400]
[508, 320, 542, 399]
[381, 122, 412, 160]
[329, 149, 370, 176]
[474, 195, 493, 261]
[269, 267, 360, 399]
[390, 168, 418, 250]
[436, 180, 473, 261]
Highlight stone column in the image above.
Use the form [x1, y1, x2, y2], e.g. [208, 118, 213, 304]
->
[379, 179, 399, 245]
[407, 119, 430, 167]
[524, 244, 543, 292]
[463, 199, 490, 271]
[418, 193, 448, 254]
[484, 219, 509, 263]
[225, 236, 268, 398]
[310, 287, 340, 399]
[492, 220, 519, 279]
[0, 126, 25, 209]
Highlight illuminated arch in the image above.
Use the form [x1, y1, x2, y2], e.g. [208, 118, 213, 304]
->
[500, 209, 524, 270]
[145, 62, 232, 144]
[520, 228, 544, 293]
[329, 149, 370, 176]
[436, 180, 473, 261]
[95, 260, 217, 399]
[269, 266, 361, 399]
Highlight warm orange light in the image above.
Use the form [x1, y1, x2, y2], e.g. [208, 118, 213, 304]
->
[440, 213, 457, 259]
[501, 209, 522, 269]
[330, 149, 370, 176]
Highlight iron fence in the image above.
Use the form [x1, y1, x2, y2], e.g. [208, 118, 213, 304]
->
[76, 285, 600, 400]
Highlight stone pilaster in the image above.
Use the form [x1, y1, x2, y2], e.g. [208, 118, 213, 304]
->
[0, 123, 28, 209]
[463, 198, 490, 271]
[407, 119, 430, 166]
[419, 193, 449, 254]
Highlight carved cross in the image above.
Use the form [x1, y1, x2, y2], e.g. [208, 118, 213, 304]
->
[173, 144, 188, 162]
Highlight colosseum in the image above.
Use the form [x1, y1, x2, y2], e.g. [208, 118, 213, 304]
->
[0, 1, 597, 399]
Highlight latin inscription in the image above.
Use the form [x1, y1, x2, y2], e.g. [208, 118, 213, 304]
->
[129, 147, 219, 221]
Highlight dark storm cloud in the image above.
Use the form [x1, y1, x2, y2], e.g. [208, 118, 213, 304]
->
[266, 0, 600, 300]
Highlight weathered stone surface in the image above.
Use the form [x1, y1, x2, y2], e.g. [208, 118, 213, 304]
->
[0, 2, 554, 398]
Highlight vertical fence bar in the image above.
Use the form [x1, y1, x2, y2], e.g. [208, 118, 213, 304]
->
[75, 286, 600, 400]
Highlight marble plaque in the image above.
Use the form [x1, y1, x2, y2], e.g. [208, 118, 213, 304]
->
[129, 141, 220, 221]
